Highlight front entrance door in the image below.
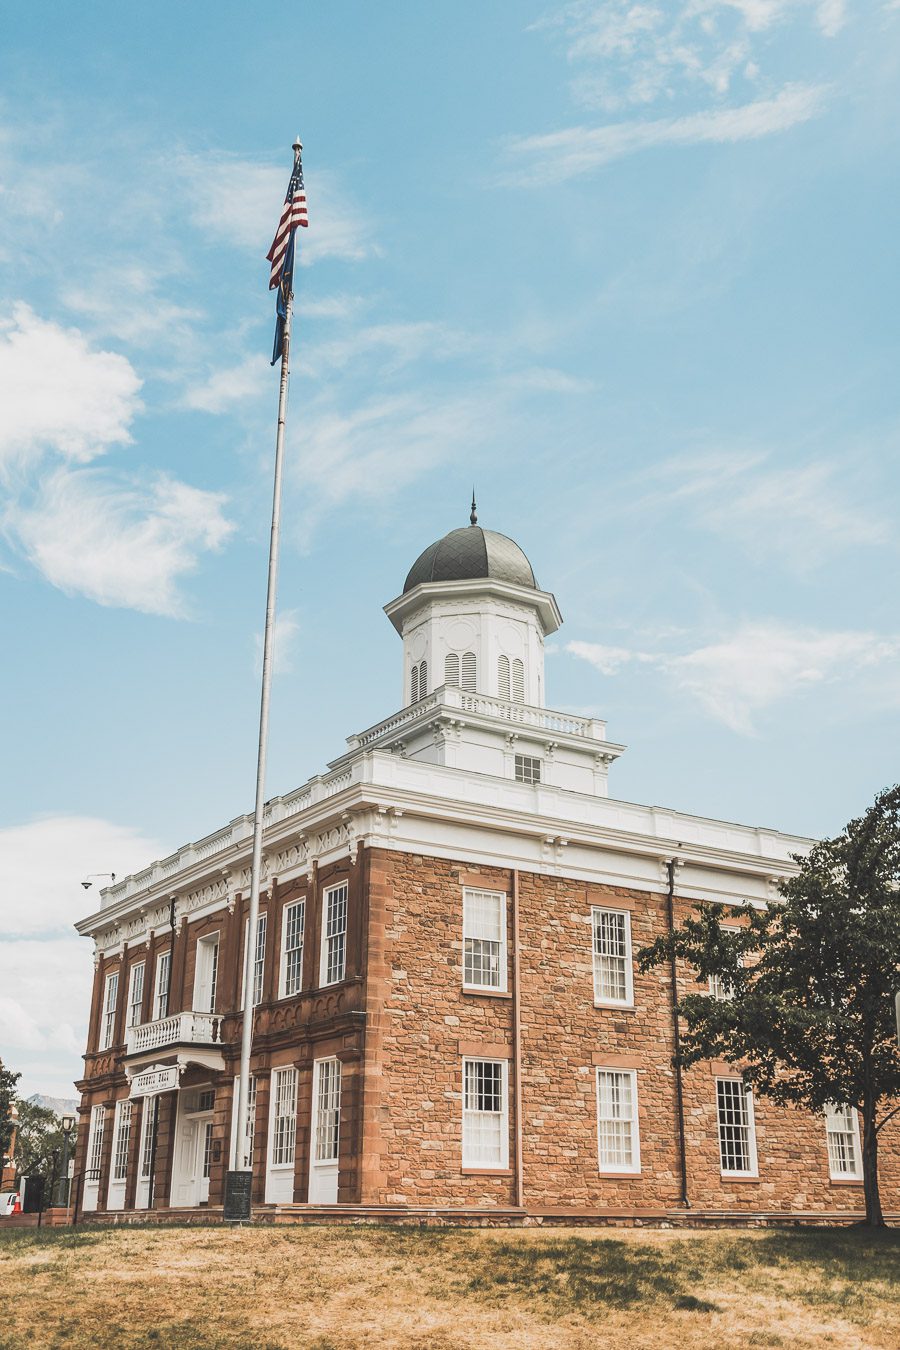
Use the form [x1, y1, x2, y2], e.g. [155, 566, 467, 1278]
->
[170, 1088, 215, 1208]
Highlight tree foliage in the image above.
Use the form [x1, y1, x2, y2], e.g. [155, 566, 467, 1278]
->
[639, 784, 900, 1225]
[1, 1062, 21, 1168]
[13, 1100, 66, 1188]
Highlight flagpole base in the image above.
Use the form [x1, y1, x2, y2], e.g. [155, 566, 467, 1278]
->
[224, 1170, 253, 1222]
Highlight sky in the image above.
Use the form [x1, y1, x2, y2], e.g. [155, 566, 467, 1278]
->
[1, 1, 899, 1099]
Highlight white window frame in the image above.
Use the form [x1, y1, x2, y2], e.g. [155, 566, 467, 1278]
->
[100, 971, 119, 1049]
[514, 753, 541, 785]
[269, 1067, 298, 1169]
[230, 1075, 257, 1170]
[462, 1058, 509, 1170]
[241, 914, 268, 1009]
[153, 949, 171, 1021]
[193, 932, 220, 1014]
[111, 1099, 133, 1183]
[86, 1104, 106, 1181]
[716, 1078, 759, 1177]
[591, 907, 634, 1008]
[462, 888, 507, 992]
[280, 899, 306, 998]
[127, 961, 145, 1029]
[596, 1068, 641, 1174]
[708, 924, 742, 1001]
[825, 1103, 862, 1180]
[320, 882, 348, 986]
[313, 1057, 342, 1164]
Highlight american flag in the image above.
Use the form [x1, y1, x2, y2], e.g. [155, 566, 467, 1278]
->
[266, 150, 308, 291]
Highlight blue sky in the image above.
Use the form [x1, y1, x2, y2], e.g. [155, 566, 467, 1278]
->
[2, 1, 898, 1097]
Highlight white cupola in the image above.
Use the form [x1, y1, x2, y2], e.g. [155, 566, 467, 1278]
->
[383, 499, 562, 710]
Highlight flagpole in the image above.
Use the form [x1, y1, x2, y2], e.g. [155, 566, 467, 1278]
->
[226, 135, 301, 1222]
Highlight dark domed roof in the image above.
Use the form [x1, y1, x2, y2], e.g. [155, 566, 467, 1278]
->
[404, 523, 537, 594]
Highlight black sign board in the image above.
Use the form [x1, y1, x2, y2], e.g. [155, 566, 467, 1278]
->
[223, 1169, 252, 1222]
[22, 1175, 45, 1214]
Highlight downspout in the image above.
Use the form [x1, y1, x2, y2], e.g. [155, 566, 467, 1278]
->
[666, 858, 690, 1208]
[512, 870, 524, 1209]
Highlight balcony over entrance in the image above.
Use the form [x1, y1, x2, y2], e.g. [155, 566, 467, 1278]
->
[123, 1011, 226, 1073]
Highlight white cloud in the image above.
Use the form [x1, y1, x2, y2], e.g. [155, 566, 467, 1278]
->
[182, 354, 271, 413]
[181, 156, 376, 266]
[0, 304, 142, 473]
[254, 609, 301, 677]
[0, 815, 166, 939]
[7, 467, 234, 616]
[636, 450, 889, 567]
[504, 83, 827, 183]
[567, 624, 900, 733]
[61, 266, 203, 349]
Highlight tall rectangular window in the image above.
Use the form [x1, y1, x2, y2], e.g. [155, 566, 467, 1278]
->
[270, 1067, 298, 1167]
[314, 1058, 342, 1163]
[232, 1075, 257, 1169]
[100, 972, 119, 1049]
[596, 1069, 640, 1173]
[716, 1079, 758, 1176]
[139, 1101, 155, 1182]
[708, 925, 741, 1001]
[281, 900, 305, 998]
[127, 962, 145, 1028]
[154, 950, 171, 1020]
[86, 1105, 106, 1180]
[592, 908, 633, 1006]
[463, 888, 506, 991]
[112, 1100, 133, 1182]
[462, 1058, 508, 1169]
[320, 883, 348, 986]
[202, 1122, 213, 1180]
[194, 934, 219, 1014]
[242, 916, 268, 1008]
[825, 1103, 861, 1179]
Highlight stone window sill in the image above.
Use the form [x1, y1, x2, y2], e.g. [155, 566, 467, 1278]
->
[593, 1002, 636, 1013]
[461, 1168, 513, 1176]
[462, 987, 512, 1000]
[721, 1174, 760, 1183]
[829, 1177, 864, 1187]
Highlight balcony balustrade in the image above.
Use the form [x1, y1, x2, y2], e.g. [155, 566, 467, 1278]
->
[124, 1011, 223, 1058]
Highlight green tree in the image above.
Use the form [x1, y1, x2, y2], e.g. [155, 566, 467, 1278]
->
[13, 1101, 65, 1196]
[1, 1063, 21, 1177]
[639, 784, 900, 1227]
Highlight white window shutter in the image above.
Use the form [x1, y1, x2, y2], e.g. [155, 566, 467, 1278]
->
[498, 654, 510, 699]
[461, 652, 476, 692]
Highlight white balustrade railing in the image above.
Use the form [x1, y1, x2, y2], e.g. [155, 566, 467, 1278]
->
[125, 1011, 222, 1057]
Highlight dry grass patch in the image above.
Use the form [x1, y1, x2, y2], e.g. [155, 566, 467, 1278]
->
[0, 1223, 898, 1349]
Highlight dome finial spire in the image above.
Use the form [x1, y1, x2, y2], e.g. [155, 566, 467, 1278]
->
[470, 489, 477, 526]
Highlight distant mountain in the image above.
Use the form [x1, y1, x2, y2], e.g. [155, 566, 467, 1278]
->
[25, 1094, 79, 1118]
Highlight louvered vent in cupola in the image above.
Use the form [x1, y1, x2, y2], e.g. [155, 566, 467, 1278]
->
[461, 652, 477, 692]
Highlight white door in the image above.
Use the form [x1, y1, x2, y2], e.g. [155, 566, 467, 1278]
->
[135, 1101, 153, 1209]
[308, 1058, 341, 1204]
[171, 1115, 201, 1208]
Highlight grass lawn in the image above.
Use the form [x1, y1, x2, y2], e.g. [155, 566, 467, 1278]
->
[1, 1223, 898, 1349]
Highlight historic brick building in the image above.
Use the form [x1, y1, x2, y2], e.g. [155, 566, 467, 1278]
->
[73, 513, 898, 1222]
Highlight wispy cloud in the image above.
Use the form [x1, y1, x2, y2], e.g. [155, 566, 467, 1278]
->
[179, 155, 377, 266]
[634, 449, 890, 568]
[0, 304, 142, 474]
[568, 623, 900, 733]
[7, 468, 234, 616]
[182, 354, 271, 414]
[254, 608, 301, 677]
[504, 83, 827, 184]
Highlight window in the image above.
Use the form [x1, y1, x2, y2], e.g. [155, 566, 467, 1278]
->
[202, 1122, 213, 1180]
[512, 658, 525, 704]
[139, 1100, 156, 1182]
[461, 651, 476, 692]
[596, 1070, 640, 1173]
[112, 1100, 132, 1182]
[498, 654, 510, 699]
[198, 1089, 215, 1113]
[232, 1075, 257, 1169]
[592, 908, 634, 1006]
[242, 915, 268, 1008]
[321, 882, 348, 986]
[314, 1058, 342, 1163]
[514, 753, 541, 785]
[270, 1067, 298, 1167]
[445, 653, 460, 686]
[86, 1105, 106, 1180]
[463, 888, 506, 991]
[410, 659, 429, 703]
[716, 1079, 758, 1176]
[127, 962, 145, 1028]
[462, 1059, 508, 1168]
[280, 899, 305, 998]
[154, 950, 171, 1020]
[708, 925, 741, 1001]
[825, 1103, 861, 1179]
[100, 971, 119, 1049]
[194, 934, 219, 1014]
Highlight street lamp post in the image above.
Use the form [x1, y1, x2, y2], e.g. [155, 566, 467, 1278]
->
[57, 1114, 76, 1208]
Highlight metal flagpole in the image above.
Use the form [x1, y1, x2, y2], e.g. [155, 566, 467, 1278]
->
[225, 135, 301, 1222]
